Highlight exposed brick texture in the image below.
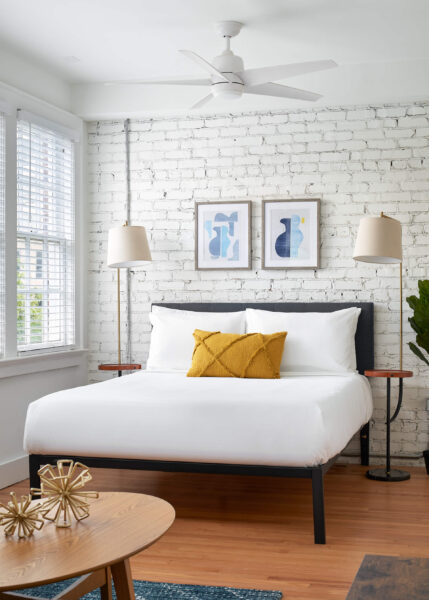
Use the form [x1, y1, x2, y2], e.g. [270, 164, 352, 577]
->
[87, 102, 429, 465]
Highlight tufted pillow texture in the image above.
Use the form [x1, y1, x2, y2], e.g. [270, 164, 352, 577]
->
[187, 329, 287, 379]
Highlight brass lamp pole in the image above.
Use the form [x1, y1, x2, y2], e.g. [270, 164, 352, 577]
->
[117, 267, 121, 364]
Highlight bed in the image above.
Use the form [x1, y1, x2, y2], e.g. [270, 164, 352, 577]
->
[25, 302, 374, 544]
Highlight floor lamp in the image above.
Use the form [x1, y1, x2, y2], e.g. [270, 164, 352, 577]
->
[107, 223, 152, 365]
[353, 212, 413, 482]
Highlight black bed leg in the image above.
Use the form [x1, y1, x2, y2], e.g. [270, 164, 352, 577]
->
[424, 450, 429, 474]
[311, 468, 326, 544]
[360, 422, 370, 467]
[29, 455, 41, 490]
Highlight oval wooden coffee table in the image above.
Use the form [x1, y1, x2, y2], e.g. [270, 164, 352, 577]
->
[0, 492, 175, 600]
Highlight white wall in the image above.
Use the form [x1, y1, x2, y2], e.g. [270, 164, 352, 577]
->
[87, 102, 429, 465]
[0, 355, 87, 488]
[0, 43, 72, 112]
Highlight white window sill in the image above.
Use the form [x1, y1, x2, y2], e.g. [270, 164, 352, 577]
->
[0, 349, 88, 379]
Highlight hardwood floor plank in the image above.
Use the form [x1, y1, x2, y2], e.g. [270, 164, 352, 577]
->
[1, 464, 428, 600]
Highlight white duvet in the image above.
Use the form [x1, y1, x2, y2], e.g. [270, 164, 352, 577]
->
[24, 370, 372, 467]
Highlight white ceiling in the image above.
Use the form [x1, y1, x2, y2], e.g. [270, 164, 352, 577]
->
[2, 0, 429, 118]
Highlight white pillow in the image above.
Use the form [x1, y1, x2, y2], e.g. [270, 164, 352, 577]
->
[147, 306, 246, 371]
[246, 307, 361, 373]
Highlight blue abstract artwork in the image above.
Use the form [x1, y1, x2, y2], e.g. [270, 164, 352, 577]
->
[264, 201, 318, 269]
[197, 202, 250, 270]
[275, 214, 304, 258]
[205, 211, 239, 261]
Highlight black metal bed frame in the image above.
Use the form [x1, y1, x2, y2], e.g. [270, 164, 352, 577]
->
[29, 301, 374, 545]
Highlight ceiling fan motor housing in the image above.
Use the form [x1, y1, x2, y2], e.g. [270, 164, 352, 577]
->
[211, 51, 244, 99]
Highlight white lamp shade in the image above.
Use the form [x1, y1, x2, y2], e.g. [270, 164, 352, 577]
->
[107, 225, 152, 268]
[353, 215, 402, 264]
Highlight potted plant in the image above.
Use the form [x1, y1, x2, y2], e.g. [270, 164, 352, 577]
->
[406, 279, 429, 474]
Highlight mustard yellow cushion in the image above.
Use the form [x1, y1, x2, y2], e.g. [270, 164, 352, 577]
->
[187, 329, 287, 379]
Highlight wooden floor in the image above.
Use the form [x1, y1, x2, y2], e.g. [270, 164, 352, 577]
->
[1, 464, 429, 600]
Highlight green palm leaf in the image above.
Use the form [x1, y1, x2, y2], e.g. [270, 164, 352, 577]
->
[406, 280, 429, 365]
[408, 342, 429, 366]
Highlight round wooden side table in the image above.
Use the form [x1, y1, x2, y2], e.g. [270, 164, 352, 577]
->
[0, 492, 175, 600]
[98, 363, 141, 378]
[365, 369, 413, 482]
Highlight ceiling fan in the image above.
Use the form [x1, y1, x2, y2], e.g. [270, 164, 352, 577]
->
[107, 21, 337, 109]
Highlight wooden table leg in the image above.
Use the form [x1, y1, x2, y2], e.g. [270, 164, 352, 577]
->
[100, 567, 112, 600]
[111, 559, 135, 600]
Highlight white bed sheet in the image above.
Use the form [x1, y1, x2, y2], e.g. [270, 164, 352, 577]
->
[24, 371, 373, 467]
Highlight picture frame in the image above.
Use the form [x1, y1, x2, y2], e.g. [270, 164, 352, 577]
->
[195, 201, 252, 270]
[262, 199, 320, 269]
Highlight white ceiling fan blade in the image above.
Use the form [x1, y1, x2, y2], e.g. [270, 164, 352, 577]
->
[179, 50, 234, 83]
[104, 78, 211, 86]
[239, 60, 337, 87]
[245, 82, 322, 102]
[191, 93, 214, 110]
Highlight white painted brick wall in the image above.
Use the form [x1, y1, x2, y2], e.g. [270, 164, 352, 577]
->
[87, 101, 429, 466]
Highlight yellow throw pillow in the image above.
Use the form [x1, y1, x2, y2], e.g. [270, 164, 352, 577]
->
[187, 329, 287, 379]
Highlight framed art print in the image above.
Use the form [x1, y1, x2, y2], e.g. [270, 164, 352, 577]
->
[262, 199, 320, 269]
[195, 201, 251, 270]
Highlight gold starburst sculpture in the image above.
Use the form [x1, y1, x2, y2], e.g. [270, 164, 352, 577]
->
[31, 459, 99, 528]
[0, 492, 44, 538]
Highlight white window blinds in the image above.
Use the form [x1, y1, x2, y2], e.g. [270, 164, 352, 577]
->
[0, 113, 5, 357]
[17, 118, 75, 352]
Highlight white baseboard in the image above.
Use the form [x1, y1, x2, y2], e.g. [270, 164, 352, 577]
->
[0, 455, 29, 489]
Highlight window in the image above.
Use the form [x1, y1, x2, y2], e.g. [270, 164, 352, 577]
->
[0, 112, 4, 356]
[16, 119, 75, 352]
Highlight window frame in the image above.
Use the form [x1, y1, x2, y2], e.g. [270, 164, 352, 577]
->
[0, 91, 85, 364]
[16, 118, 76, 354]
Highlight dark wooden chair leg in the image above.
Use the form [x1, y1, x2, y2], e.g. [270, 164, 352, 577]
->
[360, 422, 370, 466]
[311, 468, 326, 544]
[424, 450, 429, 474]
[29, 455, 42, 490]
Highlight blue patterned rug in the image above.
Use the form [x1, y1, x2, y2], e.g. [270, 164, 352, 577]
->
[22, 578, 282, 600]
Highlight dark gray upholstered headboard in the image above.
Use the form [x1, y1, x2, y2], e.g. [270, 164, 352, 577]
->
[153, 302, 374, 375]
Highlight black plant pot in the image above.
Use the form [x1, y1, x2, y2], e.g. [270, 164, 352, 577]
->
[424, 450, 429, 474]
